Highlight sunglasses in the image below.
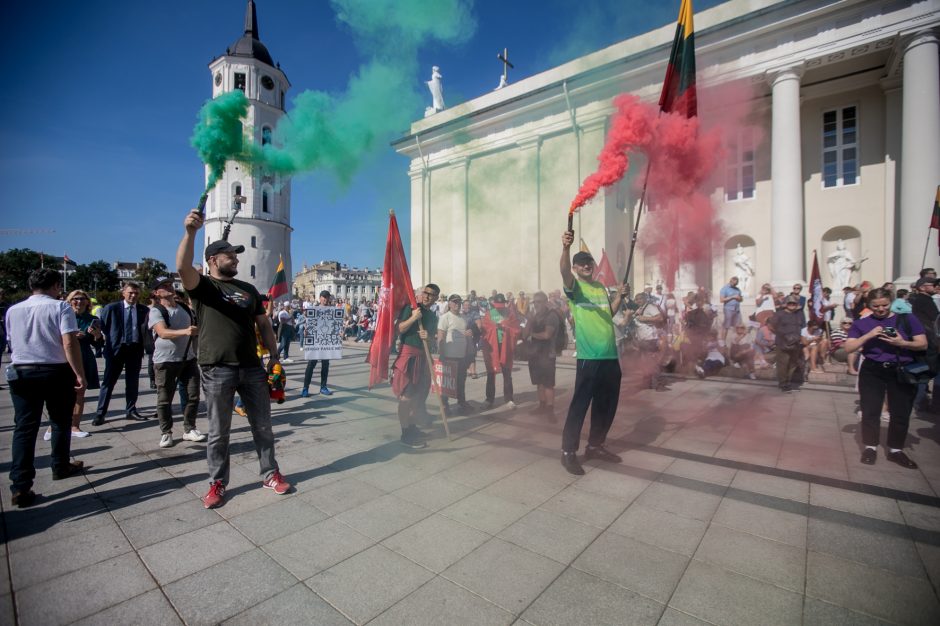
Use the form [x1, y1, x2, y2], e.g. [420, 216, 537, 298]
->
[71, 297, 87, 302]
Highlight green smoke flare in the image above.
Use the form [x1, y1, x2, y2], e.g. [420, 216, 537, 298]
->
[190, 90, 250, 192]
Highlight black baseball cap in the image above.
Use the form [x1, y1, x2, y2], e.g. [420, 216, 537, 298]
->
[204, 240, 245, 261]
[149, 276, 173, 291]
[572, 251, 595, 266]
[319, 290, 331, 298]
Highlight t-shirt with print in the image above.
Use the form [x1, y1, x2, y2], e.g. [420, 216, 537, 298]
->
[848, 313, 925, 364]
[148, 305, 196, 363]
[187, 274, 264, 367]
[564, 279, 617, 360]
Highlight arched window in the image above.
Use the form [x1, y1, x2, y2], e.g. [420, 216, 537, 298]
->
[250, 265, 256, 279]
[251, 236, 257, 248]
[262, 127, 272, 146]
[262, 190, 270, 213]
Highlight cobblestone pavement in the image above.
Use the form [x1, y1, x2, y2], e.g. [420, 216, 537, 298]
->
[1, 345, 939, 625]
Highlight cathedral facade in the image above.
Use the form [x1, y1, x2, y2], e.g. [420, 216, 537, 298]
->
[393, 0, 939, 301]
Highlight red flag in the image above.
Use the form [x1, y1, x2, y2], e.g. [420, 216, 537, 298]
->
[592, 249, 617, 288]
[367, 210, 418, 389]
[809, 250, 824, 324]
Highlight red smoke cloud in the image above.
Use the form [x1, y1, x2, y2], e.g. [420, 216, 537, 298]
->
[568, 94, 727, 289]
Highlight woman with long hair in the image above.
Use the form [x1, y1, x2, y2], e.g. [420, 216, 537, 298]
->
[44, 290, 102, 439]
[845, 287, 927, 468]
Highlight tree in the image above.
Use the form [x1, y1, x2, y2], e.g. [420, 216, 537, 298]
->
[70, 260, 120, 294]
[135, 257, 169, 289]
[0, 248, 43, 292]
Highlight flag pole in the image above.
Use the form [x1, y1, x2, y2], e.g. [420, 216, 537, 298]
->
[623, 159, 654, 285]
[922, 229, 932, 271]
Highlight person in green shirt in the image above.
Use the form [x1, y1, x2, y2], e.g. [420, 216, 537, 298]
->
[559, 230, 629, 475]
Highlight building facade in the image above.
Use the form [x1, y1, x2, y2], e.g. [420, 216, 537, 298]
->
[392, 0, 939, 301]
[203, 0, 293, 295]
[294, 261, 382, 303]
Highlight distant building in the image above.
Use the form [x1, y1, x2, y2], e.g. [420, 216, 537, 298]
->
[294, 261, 382, 302]
[112, 262, 183, 291]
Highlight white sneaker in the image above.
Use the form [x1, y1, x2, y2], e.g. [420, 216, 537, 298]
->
[183, 429, 207, 442]
[732, 362, 741, 369]
[71, 430, 90, 438]
[506, 400, 517, 409]
[43, 430, 52, 442]
[159, 433, 174, 448]
[281, 358, 294, 364]
[747, 373, 757, 380]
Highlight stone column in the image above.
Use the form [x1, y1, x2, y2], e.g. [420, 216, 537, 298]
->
[769, 67, 805, 289]
[408, 165, 426, 287]
[898, 30, 940, 283]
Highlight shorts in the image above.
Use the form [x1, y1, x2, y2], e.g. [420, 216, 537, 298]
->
[722, 310, 741, 328]
[528, 357, 556, 387]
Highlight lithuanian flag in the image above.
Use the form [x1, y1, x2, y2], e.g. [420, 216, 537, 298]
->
[268, 255, 288, 299]
[659, 0, 697, 119]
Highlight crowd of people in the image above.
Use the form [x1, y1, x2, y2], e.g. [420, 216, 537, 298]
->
[3, 216, 937, 507]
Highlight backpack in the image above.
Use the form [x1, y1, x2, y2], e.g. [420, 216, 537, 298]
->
[152, 302, 197, 359]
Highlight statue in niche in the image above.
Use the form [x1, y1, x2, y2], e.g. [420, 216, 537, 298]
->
[827, 239, 866, 291]
[732, 244, 755, 293]
[425, 66, 445, 117]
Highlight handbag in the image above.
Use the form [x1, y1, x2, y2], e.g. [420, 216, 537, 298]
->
[895, 314, 936, 385]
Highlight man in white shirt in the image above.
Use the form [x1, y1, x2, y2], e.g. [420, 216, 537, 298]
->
[6, 268, 87, 507]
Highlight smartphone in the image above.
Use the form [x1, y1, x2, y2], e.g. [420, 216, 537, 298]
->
[882, 326, 897, 337]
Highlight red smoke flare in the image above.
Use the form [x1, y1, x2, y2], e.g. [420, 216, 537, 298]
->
[568, 94, 727, 289]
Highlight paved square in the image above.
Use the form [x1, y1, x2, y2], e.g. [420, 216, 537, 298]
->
[2, 345, 939, 624]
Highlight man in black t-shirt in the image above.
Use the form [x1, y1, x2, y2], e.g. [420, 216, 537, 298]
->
[177, 210, 291, 509]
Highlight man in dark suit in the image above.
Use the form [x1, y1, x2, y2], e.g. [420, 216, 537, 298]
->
[93, 281, 151, 425]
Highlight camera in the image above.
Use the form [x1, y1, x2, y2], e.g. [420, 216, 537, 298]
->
[882, 326, 898, 338]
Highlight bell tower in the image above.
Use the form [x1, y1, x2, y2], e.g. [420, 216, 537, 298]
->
[204, 0, 292, 295]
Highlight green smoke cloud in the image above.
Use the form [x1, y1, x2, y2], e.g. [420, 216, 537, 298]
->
[190, 90, 250, 192]
[253, 0, 475, 184]
[191, 1, 475, 190]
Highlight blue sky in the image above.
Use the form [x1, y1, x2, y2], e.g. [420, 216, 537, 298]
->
[0, 0, 723, 272]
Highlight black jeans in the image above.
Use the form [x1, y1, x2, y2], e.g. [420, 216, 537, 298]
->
[562, 359, 622, 452]
[776, 346, 802, 387]
[303, 360, 330, 389]
[97, 344, 143, 416]
[154, 359, 200, 434]
[858, 359, 917, 449]
[486, 366, 513, 403]
[9, 364, 76, 493]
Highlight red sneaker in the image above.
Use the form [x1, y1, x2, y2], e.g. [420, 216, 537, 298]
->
[262, 470, 291, 495]
[203, 480, 225, 509]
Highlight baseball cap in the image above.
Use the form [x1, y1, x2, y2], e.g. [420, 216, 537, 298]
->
[204, 240, 245, 260]
[448, 294, 462, 303]
[150, 276, 173, 290]
[784, 294, 800, 304]
[572, 251, 594, 266]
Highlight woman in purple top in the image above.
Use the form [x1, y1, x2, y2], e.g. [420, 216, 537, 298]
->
[845, 288, 927, 468]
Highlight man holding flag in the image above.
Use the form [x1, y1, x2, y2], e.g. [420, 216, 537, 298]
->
[367, 210, 441, 448]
